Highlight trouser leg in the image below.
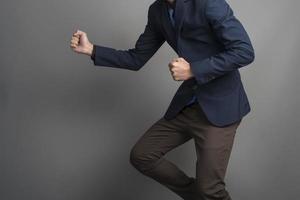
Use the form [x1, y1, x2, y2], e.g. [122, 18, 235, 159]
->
[129, 115, 196, 200]
[184, 103, 242, 200]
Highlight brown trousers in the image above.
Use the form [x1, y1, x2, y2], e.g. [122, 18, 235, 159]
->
[130, 102, 242, 200]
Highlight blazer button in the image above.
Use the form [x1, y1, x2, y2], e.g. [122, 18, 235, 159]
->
[192, 85, 198, 90]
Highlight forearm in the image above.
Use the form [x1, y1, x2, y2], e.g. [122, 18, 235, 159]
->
[190, 43, 255, 84]
[90, 44, 149, 71]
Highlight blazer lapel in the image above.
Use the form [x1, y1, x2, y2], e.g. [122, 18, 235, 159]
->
[159, 0, 190, 52]
[174, 0, 185, 38]
[160, 0, 177, 48]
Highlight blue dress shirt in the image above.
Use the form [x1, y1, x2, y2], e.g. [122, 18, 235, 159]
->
[167, 4, 197, 106]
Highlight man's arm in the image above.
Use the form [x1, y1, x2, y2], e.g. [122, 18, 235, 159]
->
[91, 5, 166, 71]
[189, 0, 255, 85]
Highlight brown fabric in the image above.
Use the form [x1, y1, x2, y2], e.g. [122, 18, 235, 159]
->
[130, 102, 242, 200]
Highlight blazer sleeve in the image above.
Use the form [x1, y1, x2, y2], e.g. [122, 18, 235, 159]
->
[189, 0, 255, 85]
[91, 5, 165, 71]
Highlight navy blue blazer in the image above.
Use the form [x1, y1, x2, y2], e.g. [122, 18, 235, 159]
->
[91, 0, 255, 127]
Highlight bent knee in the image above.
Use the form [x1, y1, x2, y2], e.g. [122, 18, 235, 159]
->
[129, 145, 161, 172]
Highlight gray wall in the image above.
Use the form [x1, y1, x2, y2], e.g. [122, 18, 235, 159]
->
[1, 0, 299, 199]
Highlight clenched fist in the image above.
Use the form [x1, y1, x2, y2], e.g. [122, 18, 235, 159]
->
[168, 57, 194, 81]
[70, 29, 94, 56]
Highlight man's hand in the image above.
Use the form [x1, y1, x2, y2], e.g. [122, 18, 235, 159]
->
[168, 57, 194, 81]
[70, 29, 94, 56]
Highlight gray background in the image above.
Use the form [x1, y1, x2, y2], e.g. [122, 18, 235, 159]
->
[1, 0, 299, 199]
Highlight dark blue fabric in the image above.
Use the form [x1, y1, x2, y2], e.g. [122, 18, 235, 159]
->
[91, 0, 255, 126]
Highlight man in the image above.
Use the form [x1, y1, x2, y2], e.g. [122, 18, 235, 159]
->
[70, 0, 255, 199]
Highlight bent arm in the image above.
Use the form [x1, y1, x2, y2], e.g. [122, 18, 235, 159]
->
[189, 0, 255, 85]
[91, 5, 165, 71]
